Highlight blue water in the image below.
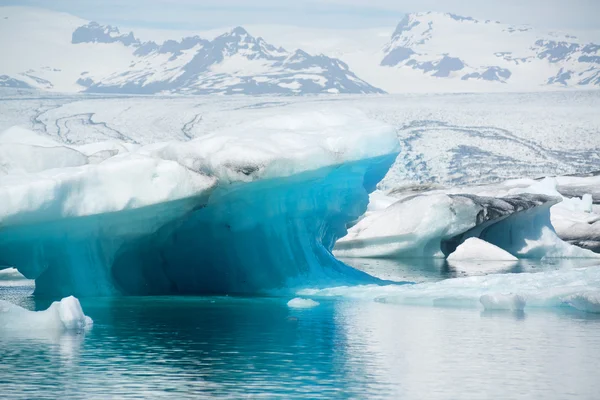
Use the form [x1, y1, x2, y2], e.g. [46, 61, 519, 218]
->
[2, 279, 600, 399]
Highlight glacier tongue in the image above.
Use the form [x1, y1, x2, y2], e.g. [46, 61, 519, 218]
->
[0, 108, 399, 297]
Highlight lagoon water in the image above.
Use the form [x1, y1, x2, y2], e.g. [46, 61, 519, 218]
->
[2, 276, 600, 400]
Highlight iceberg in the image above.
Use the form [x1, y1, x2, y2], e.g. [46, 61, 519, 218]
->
[335, 192, 597, 259]
[287, 298, 320, 308]
[447, 238, 519, 276]
[447, 238, 518, 261]
[0, 267, 28, 281]
[0, 108, 399, 297]
[0, 296, 93, 331]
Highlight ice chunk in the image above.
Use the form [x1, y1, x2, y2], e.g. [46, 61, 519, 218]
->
[299, 266, 600, 313]
[447, 238, 518, 276]
[335, 192, 596, 259]
[0, 267, 28, 281]
[480, 293, 526, 311]
[0, 296, 93, 331]
[0, 110, 399, 297]
[447, 238, 518, 261]
[562, 291, 600, 313]
[287, 298, 320, 308]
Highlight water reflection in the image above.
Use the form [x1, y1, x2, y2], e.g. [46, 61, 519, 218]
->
[1, 293, 599, 399]
[341, 256, 600, 283]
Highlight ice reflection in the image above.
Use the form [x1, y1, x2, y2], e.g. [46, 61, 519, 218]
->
[333, 300, 600, 399]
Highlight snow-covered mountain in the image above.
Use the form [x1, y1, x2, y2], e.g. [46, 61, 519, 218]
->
[0, 7, 383, 95]
[1, 7, 599, 94]
[378, 12, 599, 91]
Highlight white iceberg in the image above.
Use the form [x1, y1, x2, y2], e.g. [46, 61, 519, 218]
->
[334, 191, 596, 259]
[0, 267, 29, 281]
[287, 298, 320, 308]
[0, 296, 93, 331]
[448, 238, 518, 261]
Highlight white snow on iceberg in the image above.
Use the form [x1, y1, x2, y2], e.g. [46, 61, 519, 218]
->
[0, 296, 93, 331]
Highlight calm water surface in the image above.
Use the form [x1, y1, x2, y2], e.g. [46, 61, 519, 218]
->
[1, 278, 600, 399]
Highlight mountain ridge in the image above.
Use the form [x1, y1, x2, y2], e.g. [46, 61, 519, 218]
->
[0, 7, 599, 94]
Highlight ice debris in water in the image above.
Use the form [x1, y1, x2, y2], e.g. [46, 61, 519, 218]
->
[480, 293, 526, 311]
[0, 296, 93, 331]
[299, 266, 600, 313]
[562, 291, 600, 313]
[287, 298, 320, 308]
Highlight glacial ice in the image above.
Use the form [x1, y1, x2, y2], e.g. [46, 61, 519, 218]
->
[337, 174, 600, 260]
[0, 296, 93, 331]
[446, 238, 519, 276]
[287, 298, 320, 308]
[335, 191, 597, 259]
[479, 293, 526, 311]
[0, 109, 399, 296]
[0, 267, 28, 281]
[447, 238, 518, 261]
[299, 266, 600, 313]
[562, 292, 600, 313]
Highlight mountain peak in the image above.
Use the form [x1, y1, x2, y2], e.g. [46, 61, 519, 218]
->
[72, 21, 140, 46]
[229, 26, 249, 37]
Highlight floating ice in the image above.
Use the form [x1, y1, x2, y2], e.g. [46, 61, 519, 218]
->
[562, 292, 600, 313]
[299, 266, 600, 313]
[446, 238, 519, 276]
[287, 298, 320, 308]
[480, 293, 526, 311]
[0, 267, 28, 281]
[0, 296, 93, 331]
[447, 238, 518, 261]
[0, 109, 399, 296]
[334, 191, 597, 259]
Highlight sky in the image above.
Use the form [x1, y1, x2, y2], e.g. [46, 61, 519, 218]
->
[3, 0, 600, 31]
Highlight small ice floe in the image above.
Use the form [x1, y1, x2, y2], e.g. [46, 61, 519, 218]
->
[287, 298, 320, 308]
[480, 293, 526, 311]
[0, 267, 29, 281]
[0, 296, 93, 332]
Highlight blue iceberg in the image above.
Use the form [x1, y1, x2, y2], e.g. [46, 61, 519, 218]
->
[0, 109, 399, 297]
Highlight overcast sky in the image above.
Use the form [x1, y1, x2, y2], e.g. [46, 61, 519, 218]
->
[4, 0, 600, 31]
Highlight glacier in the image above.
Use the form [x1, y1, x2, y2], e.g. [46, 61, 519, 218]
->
[0, 108, 399, 297]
